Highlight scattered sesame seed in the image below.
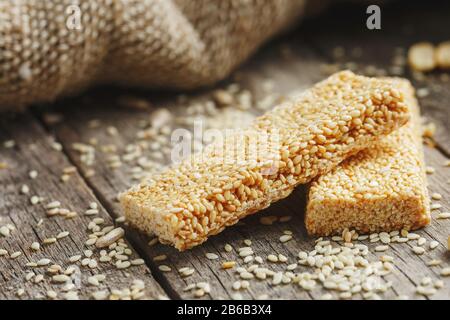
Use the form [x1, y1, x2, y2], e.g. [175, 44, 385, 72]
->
[57, 231, 70, 239]
[205, 253, 219, 260]
[37, 258, 51, 266]
[429, 241, 439, 250]
[417, 237, 427, 246]
[412, 246, 425, 255]
[30, 242, 40, 251]
[0, 226, 10, 237]
[375, 245, 389, 252]
[43, 237, 57, 244]
[153, 254, 167, 262]
[279, 234, 293, 243]
[20, 184, 29, 194]
[431, 193, 442, 200]
[16, 288, 25, 297]
[425, 166, 435, 174]
[29, 170, 38, 179]
[131, 259, 145, 266]
[95, 227, 124, 248]
[427, 259, 442, 267]
[52, 274, 70, 283]
[437, 212, 450, 219]
[10, 251, 22, 259]
[442, 267, 450, 277]
[47, 290, 57, 299]
[222, 261, 236, 269]
[69, 255, 82, 263]
[158, 265, 171, 272]
[34, 274, 44, 283]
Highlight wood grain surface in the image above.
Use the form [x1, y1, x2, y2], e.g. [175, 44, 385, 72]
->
[0, 1, 449, 299]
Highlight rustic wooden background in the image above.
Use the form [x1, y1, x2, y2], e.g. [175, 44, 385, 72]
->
[1, 1, 449, 299]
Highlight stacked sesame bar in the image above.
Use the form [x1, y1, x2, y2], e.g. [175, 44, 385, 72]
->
[306, 78, 430, 236]
[120, 71, 410, 250]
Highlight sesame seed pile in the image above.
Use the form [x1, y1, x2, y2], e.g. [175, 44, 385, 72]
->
[173, 225, 449, 300]
[120, 71, 411, 251]
[306, 78, 431, 235]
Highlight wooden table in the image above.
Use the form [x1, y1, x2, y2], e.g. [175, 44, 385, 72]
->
[1, 1, 449, 299]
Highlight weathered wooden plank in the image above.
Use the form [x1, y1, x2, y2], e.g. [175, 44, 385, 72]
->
[39, 43, 331, 299]
[37, 36, 450, 299]
[303, 1, 450, 154]
[0, 112, 167, 300]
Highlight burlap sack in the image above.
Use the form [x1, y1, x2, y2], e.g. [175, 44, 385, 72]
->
[0, 0, 321, 110]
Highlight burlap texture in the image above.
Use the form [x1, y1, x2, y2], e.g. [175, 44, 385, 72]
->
[0, 0, 316, 110]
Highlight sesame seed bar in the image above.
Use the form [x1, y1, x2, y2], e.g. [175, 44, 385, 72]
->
[120, 71, 410, 250]
[306, 78, 430, 236]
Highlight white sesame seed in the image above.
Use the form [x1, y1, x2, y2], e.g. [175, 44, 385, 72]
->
[30, 196, 40, 205]
[34, 274, 44, 283]
[429, 240, 439, 250]
[153, 254, 167, 262]
[115, 216, 126, 223]
[30, 242, 40, 251]
[437, 212, 450, 219]
[431, 193, 442, 200]
[88, 276, 100, 286]
[427, 259, 442, 266]
[416, 285, 436, 296]
[441, 267, 450, 277]
[431, 203, 442, 210]
[0, 226, 10, 237]
[10, 251, 22, 259]
[279, 234, 293, 243]
[85, 238, 97, 246]
[407, 233, 420, 240]
[159, 265, 171, 272]
[131, 259, 145, 266]
[232, 281, 241, 290]
[37, 258, 51, 266]
[434, 280, 444, 289]
[20, 184, 29, 194]
[205, 253, 219, 260]
[29, 170, 38, 179]
[417, 237, 427, 246]
[375, 245, 389, 252]
[95, 227, 124, 248]
[88, 259, 98, 269]
[57, 231, 70, 239]
[47, 290, 57, 299]
[52, 274, 70, 283]
[25, 272, 35, 281]
[272, 272, 283, 285]
[85, 209, 99, 216]
[240, 272, 254, 280]
[412, 246, 425, 255]
[425, 166, 435, 174]
[68, 255, 81, 263]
